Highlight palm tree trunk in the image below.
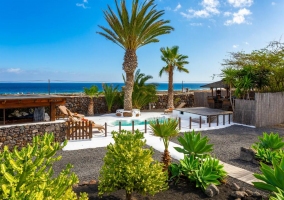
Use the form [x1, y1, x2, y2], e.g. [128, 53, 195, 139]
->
[162, 149, 171, 172]
[167, 68, 174, 108]
[87, 97, 94, 116]
[123, 49, 138, 111]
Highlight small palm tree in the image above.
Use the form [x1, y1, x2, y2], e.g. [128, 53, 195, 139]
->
[83, 85, 101, 115]
[149, 118, 179, 171]
[97, 0, 173, 112]
[123, 69, 158, 109]
[159, 46, 189, 109]
[102, 83, 119, 113]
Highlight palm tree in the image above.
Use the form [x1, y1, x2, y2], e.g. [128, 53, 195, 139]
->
[97, 0, 173, 113]
[221, 67, 238, 111]
[149, 118, 179, 171]
[123, 69, 158, 109]
[102, 83, 119, 113]
[159, 46, 189, 109]
[83, 85, 101, 116]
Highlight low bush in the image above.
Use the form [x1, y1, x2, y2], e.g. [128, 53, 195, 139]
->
[98, 130, 168, 200]
[0, 133, 87, 200]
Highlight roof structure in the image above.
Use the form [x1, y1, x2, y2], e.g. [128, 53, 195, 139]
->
[200, 80, 229, 89]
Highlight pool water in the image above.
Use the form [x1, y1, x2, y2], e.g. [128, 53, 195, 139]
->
[111, 117, 166, 126]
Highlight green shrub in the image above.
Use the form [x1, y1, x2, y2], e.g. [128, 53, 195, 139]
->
[174, 130, 213, 158]
[253, 157, 284, 193]
[0, 133, 87, 200]
[98, 130, 168, 200]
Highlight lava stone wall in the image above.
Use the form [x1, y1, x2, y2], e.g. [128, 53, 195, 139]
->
[60, 93, 195, 115]
[0, 122, 66, 151]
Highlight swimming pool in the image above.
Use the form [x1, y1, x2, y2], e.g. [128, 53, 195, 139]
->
[111, 117, 166, 126]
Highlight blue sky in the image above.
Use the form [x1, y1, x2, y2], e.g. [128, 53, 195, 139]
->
[0, 0, 283, 83]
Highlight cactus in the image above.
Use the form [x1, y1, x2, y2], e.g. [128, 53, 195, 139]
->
[0, 133, 88, 200]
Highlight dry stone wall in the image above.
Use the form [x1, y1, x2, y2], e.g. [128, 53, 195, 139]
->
[60, 93, 195, 115]
[0, 122, 66, 151]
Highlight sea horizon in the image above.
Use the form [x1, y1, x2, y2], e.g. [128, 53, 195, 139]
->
[0, 82, 210, 95]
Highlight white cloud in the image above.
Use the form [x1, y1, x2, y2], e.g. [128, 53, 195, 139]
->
[228, 0, 253, 8]
[224, 11, 231, 16]
[164, 6, 171, 11]
[244, 41, 249, 45]
[224, 8, 251, 25]
[174, 3, 181, 12]
[233, 44, 239, 48]
[76, 0, 89, 9]
[190, 23, 203, 26]
[181, 0, 220, 19]
[271, 2, 276, 6]
[7, 68, 21, 73]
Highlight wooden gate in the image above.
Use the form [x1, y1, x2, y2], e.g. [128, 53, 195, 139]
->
[66, 121, 93, 140]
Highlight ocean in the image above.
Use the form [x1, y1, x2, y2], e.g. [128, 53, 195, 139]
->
[0, 82, 209, 94]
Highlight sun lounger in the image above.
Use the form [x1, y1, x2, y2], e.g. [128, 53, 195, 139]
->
[68, 116, 105, 133]
[58, 105, 84, 119]
[164, 102, 186, 114]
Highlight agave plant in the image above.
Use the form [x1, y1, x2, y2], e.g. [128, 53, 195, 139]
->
[149, 118, 179, 171]
[253, 157, 284, 193]
[191, 158, 224, 190]
[254, 147, 282, 164]
[252, 132, 284, 151]
[270, 188, 284, 200]
[174, 130, 213, 158]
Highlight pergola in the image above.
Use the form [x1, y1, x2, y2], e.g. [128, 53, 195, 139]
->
[0, 95, 66, 125]
[200, 80, 230, 97]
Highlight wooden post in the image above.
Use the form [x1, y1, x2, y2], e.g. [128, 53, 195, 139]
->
[189, 117, 192, 129]
[223, 114, 225, 125]
[199, 116, 202, 128]
[208, 116, 211, 127]
[105, 122, 107, 137]
[216, 115, 219, 126]
[119, 121, 121, 133]
[179, 117, 181, 130]
[145, 120, 147, 133]
[132, 121, 134, 133]
[229, 114, 231, 124]
[89, 121, 92, 139]
[50, 103, 56, 121]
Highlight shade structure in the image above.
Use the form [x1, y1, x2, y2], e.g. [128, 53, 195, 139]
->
[200, 80, 229, 89]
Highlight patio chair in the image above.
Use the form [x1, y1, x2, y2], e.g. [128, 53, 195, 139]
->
[58, 105, 84, 119]
[164, 102, 186, 114]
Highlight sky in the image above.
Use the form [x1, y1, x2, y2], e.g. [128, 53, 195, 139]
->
[0, 0, 283, 83]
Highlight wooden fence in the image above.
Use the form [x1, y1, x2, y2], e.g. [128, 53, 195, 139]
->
[233, 92, 284, 127]
[66, 121, 93, 140]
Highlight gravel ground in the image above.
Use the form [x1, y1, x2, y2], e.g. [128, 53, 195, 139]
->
[170, 125, 284, 173]
[52, 124, 284, 198]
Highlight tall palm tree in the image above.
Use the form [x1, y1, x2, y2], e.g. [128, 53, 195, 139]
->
[159, 46, 189, 109]
[97, 0, 173, 113]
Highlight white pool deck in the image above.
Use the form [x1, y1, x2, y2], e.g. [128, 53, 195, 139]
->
[63, 111, 259, 186]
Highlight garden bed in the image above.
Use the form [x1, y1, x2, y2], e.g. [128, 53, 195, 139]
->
[53, 146, 268, 199]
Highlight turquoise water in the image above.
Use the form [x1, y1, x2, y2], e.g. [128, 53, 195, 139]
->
[0, 82, 209, 94]
[111, 117, 166, 126]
